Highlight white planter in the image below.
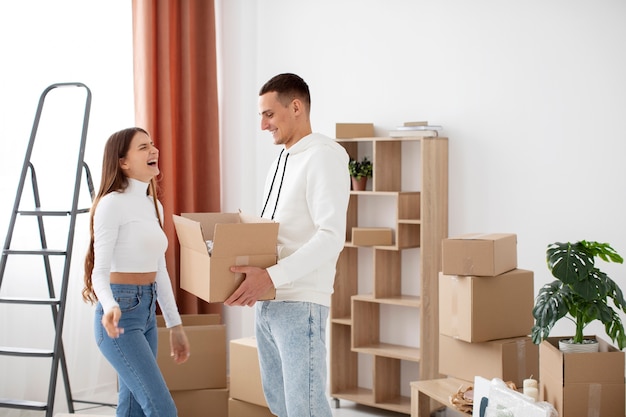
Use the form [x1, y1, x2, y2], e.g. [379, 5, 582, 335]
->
[558, 338, 599, 353]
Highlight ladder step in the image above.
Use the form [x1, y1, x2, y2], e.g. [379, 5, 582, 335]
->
[0, 398, 47, 411]
[0, 296, 60, 305]
[3, 249, 67, 255]
[17, 208, 90, 216]
[0, 346, 54, 357]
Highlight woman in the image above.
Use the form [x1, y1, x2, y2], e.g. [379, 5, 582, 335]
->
[83, 127, 189, 417]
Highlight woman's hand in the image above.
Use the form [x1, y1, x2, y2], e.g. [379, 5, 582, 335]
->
[101, 306, 124, 338]
[169, 325, 190, 364]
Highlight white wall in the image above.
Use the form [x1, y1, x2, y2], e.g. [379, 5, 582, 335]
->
[0, 1, 134, 414]
[219, 0, 626, 343]
[2, 0, 626, 413]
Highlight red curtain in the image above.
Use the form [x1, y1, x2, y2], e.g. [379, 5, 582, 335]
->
[132, 0, 221, 315]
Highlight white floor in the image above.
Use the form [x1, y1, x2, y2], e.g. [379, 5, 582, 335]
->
[68, 399, 461, 417]
[70, 400, 409, 416]
[62, 383, 465, 417]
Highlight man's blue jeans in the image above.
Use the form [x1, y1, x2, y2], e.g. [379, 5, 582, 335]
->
[95, 283, 177, 417]
[255, 301, 332, 417]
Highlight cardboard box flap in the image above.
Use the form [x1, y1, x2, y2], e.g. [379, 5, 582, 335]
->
[173, 215, 210, 254]
[239, 212, 274, 224]
[212, 222, 279, 257]
[181, 212, 242, 239]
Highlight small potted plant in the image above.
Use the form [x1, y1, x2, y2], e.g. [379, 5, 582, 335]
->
[348, 156, 372, 191]
[531, 240, 626, 352]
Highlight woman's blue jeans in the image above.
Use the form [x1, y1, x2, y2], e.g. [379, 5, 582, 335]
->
[255, 301, 332, 417]
[95, 283, 177, 417]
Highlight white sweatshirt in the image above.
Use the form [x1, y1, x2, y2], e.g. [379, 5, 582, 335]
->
[262, 133, 350, 306]
[91, 178, 182, 328]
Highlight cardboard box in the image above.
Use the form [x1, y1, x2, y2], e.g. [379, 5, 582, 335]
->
[438, 269, 534, 342]
[351, 227, 393, 246]
[229, 337, 267, 407]
[228, 398, 275, 417]
[172, 388, 229, 417]
[540, 336, 625, 417]
[335, 122, 374, 139]
[156, 313, 220, 328]
[157, 314, 226, 391]
[173, 212, 278, 303]
[442, 233, 517, 276]
[439, 334, 538, 388]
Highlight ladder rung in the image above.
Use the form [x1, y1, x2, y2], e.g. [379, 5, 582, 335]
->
[0, 346, 54, 357]
[0, 398, 47, 411]
[3, 249, 67, 255]
[0, 296, 60, 305]
[17, 208, 90, 216]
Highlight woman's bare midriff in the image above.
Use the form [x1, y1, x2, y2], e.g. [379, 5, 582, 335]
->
[109, 271, 156, 285]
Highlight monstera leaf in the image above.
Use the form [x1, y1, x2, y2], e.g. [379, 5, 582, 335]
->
[533, 240, 626, 349]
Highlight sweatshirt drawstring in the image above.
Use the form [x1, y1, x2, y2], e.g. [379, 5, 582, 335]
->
[261, 149, 289, 220]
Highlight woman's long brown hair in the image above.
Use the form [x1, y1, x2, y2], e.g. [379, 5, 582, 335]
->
[82, 127, 161, 303]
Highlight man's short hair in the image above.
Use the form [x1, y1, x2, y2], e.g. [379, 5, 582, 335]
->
[260, 73, 311, 109]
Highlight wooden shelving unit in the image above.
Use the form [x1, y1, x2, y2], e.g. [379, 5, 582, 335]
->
[330, 136, 448, 415]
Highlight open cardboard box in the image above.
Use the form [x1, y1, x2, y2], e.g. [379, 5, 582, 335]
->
[173, 212, 278, 303]
[540, 335, 625, 417]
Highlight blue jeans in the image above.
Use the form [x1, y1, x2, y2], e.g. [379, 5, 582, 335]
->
[95, 283, 177, 417]
[255, 301, 331, 417]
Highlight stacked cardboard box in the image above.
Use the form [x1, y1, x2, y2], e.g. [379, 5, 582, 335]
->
[156, 314, 228, 417]
[229, 337, 275, 417]
[438, 233, 538, 388]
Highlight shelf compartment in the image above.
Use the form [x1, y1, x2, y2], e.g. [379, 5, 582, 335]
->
[330, 323, 358, 394]
[352, 343, 420, 362]
[398, 192, 420, 220]
[338, 137, 412, 193]
[397, 223, 420, 249]
[373, 140, 401, 191]
[351, 296, 420, 362]
[372, 250, 401, 298]
[347, 192, 421, 250]
[353, 293, 421, 308]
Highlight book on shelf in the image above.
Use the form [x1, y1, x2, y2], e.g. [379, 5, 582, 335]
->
[388, 124, 442, 138]
[403, 121, 429, 126]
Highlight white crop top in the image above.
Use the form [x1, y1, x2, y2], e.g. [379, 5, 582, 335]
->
[91, 178, 181, 328]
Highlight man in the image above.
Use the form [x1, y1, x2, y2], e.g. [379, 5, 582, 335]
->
[225, 73, 350, 417]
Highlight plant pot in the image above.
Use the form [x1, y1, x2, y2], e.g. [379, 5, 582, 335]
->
[558, 337, 599, 353]
[351, 176, 368, 191]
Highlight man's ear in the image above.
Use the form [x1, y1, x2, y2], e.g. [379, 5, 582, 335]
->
[291, 98, 303, 116]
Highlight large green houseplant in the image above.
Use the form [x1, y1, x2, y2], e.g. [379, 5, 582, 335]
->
[531, 240, 626, 350]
